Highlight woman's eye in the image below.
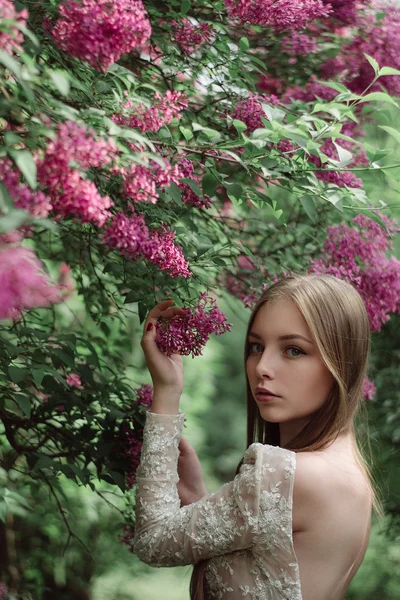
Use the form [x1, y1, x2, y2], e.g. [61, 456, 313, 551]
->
[248, 342, 263, 353]
[285, 346, 305, 358]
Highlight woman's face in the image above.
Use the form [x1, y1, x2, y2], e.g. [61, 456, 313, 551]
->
[246, 298, 334, 444]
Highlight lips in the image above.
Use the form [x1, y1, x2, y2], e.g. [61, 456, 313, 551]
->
[255, 387, 280, 397]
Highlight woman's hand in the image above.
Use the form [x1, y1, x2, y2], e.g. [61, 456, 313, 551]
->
[177, 436, 208, 506]
[140, 298, 187, 395]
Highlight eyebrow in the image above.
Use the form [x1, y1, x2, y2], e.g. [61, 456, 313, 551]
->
[248, 332, 314, 345]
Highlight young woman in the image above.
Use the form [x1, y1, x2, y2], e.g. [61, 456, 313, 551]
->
[134, 275, 383, 600]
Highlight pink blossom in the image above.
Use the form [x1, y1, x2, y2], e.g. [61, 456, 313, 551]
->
[145, 227, 192, 279]
[102, 212, 150, 260]
[232, 93, 280, 132]
[322, 0, 371, 25]
[102, 213, 191, 278]
[0, 158, 52, 219]
[135, 383, 153, 407]
[281, 32, 317, 55]
[362, 378, 376, 400]
[225, 0, 330, 30]
[322, 4, 400, 96]
[51, 0, 152, 72]
[0, 582, 8, 599]
[155, 292, 232, 357]
[0, 246, 65, 320]
[0, 0, 28, 55]
[169, 18, 215, 54]
[116, 157, 182, 205]
[65, 373, 84, 389]
[309, 213, 400, 331]
[37, 121, 116, 226]
[282, 75, 338, 103]
[177, 158, 212, 209]
[112, 90, 188, 133]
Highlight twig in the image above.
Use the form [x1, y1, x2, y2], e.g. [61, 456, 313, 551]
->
[42, 473, 95, 562]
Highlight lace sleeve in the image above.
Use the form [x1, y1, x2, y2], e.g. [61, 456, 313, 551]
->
[133, 410, 295, 568]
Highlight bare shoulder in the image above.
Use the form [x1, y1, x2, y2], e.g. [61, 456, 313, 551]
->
[292, 449, 371, 533]
[291, 452, 331, 533]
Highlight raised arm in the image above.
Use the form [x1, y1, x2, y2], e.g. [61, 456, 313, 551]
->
[133, 411, 261, 566]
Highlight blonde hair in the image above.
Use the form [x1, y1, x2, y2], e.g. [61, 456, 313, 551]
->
[191, 274, 385, 599]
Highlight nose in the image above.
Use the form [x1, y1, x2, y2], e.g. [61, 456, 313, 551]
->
[254, 349, 276, 379]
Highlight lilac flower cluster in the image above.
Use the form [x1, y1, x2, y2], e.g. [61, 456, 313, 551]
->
[116, 157, 182, 205]
[225, 0, 330, 30]
[37, 121, 117, 227]
[155, 292, 232, 357]
[309, 213, 400, 331]
[362, 378, 376, 400]
[0, 158, 52, 219]
[282, 75, 338, 103]
[322, 0, 370, 25]
[177, 158, 212, 209]
[0, 0, 28, 56]
[51, 0, 151, 72]
[232, 93, 280, 132]
[65, 373, 84, 389]
[112, 90, 188, 133]
[319, 4, 400, 96]
[135, 383, 153, 407]
[281, 32, 317, 55]
[0, 245, 66, 320]
[102, 212, 192, 278]
[170, 18, 215, 54]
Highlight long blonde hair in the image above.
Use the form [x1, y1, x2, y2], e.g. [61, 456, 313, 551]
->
[190, 274, 385, 599]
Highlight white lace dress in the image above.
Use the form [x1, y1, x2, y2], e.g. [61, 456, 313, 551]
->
[133, 411, 303, 600]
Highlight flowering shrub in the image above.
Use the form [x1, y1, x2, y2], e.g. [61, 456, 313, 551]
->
[309, 213, 400, 331]
[51, 0, 152, 72]
[0, 0, 399, 588]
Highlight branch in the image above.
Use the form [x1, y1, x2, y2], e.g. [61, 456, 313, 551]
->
[42, 473, 95, 562]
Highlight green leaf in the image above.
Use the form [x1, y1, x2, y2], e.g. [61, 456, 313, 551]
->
[124, 291, 142, 304]
[49, 70, 70, 96]
[179, 126, 193, 141]
[168, 182, 182, 205]
[0, 501, 7, 522]
[359, 92, 399, 107]
[9, 150, 37, 189]
[0, 50, 21, 78]
[316, 81, 350, 94]
[226, 183, 242, 203]
[299, 195, 317, 222]
[0, 209, 31, 234]
[379, 125, 400, 145]
[31, 369, 45, 386]
[364, 53, 379, 76]
[239, 37, 249, 51]
[181, 178, 203, 199]
[0, 181, 14, 212]
[379, 66, 400, 77]
[232, 119, 247, 133]
[52, 349, 75, 369]
[180, 0, 191, 15]
[332, 141, 353, 166]
[261, 103, 285, 123]
[8, 366, 29, 384]
[138, 302, 147, 324]
[14, 394, 31, 418]
[202, 171, 218, 196]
